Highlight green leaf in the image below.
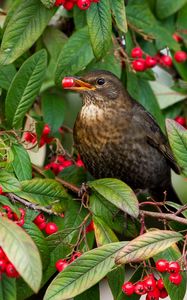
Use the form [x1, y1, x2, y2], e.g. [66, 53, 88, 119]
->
[75, 284, 100, 300]
[11, 144, 32, 181]
[55, 27, 94, 86]
[166, 119, 187, 176]
[0, 274, 16, 300]
[5, 50, 47, 129]
[73, 6, 87, 30]
[86, 0, 112, 59]
[93, 215, 118, 246]
[176, 4, 187, 42]
[16, 178, 68, 206]
[0, 170, 21, 192]
[42, 92, 65, 134]
[40, 0, 56, 8]
[110, 0, 127, 33]
[44, 242, 127, 300]
[0, 0, 54, 64]
[107, 266, 125, 300]
[126, 0, 180, 51]
[156, 0, 187, 19]
[154, 246, 186, 300]
[88, 178, 139, 218]
[0, 195, 20, 216]
[115, 230, 182, 265]
[138, 79, 165, 130]
[0, 217, 42, 293]
[0, 64, 16, 90]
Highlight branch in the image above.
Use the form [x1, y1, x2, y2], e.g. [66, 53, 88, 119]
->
[140, 210, 187, 225]
[8, 193, 60, 216]
[32, 164, 80, 194]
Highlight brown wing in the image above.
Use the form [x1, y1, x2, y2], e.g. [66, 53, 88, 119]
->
[132, 103, 181, 174]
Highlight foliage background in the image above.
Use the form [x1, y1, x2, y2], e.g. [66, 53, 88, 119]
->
[0, 0, 187, 299]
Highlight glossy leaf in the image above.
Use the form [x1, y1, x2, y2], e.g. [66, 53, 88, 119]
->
[0, 64, 16, 90]
[55, 27, 94, 86]
[0, 170, 21, 192]
[110, 0, 127, 33]
[166, 119, 187, 176]
[16, 178, 68, 206]
[0, 0, 54, 64]
[93, 215, 118, 246]
[115, 230, 182, 265]
[126, 0, 180, 51]
[42, 92, 65, 134]
[0, 274, 16, 300]
[89, 178, 139, 218]
[44, 242, 127, 300]
[86, 0, 112, 59]
[0, 217, 42, 293]
[75, 284, 100, 300]
[5, 50, 47, 129]
[40, 0, 56, 8]
[156, 0, 187, 19]
[11, 144, 32, 181]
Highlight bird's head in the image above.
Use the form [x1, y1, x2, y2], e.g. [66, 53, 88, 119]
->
[62, 70, 126, 106]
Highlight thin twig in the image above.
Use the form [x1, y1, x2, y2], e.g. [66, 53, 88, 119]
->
[8, 193, 60, 216]
[140, 210, 187, 225]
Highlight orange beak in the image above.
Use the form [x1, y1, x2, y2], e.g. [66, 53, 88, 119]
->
[62, 77, 96, 91]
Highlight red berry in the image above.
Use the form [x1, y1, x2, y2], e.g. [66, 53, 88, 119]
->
[86, 220, 94, 233]
[3, 205, 12, 213]
[55, 259, 69, 272]
[0, 186, 3, 194]
[145, 56, 157, 68]
[168, 261, 180, 273]
[157, 278, 164, 290]
[0, 258, 7, 272]
[159, 289, 168, 298]
[5, 263, 19, 278]
[169, 273, 182, 285]
[144, 275, 156, 291]
[172, 33, 182, 42]
[19, 208, 25, 218]
[62, 77, 75, 88]
[122, 281, 134, 296]
[147, 287, 160, 300]
[71, 251, 82, 262]
[175, 116, 186, 127]
[24, 132, 37, 144]
[77, 0, 91, 9]
[132, 59, 146, 72]
[155, 259, 169, 272]
[174, 51, 187, 63]
[160, 55, 173, 67]
[43, 124, 51, 136]
[16, 218, 25, 227]
[37, 221, 47, 230]
[134, 281, 146, 295]
[0, 248, 6, 259]
[63, 1, 74, 10]
[45, 222, 58, 235]
[131, 47, 143, 58]
[55, 0, 65, 6]
[34, 213, 46, 225]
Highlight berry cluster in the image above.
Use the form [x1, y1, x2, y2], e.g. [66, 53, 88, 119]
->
[122, 260, 182, 300]
[0, 247, 19, 278]
[55, 251, 82, 272]
[156, 259, 182, 285]
[131, 46, 187, 72]
[33, 213, 58, 235]
[54, 0, 99, 10]
[2, 206, 25, 227]
[175, 116, 187, 128]
[44, 154, 84, 175]
[24, 124, 53, 147]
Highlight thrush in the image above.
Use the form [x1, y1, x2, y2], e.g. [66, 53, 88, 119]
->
[62, 70, 181, 203]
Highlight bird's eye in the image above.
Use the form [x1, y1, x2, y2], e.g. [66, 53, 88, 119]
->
[97, 78, 105, 85]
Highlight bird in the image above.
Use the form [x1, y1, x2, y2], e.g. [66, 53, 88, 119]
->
[62, 70, 181, 203]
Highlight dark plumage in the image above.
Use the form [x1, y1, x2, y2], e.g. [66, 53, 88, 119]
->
[64, 70, 181, 203]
